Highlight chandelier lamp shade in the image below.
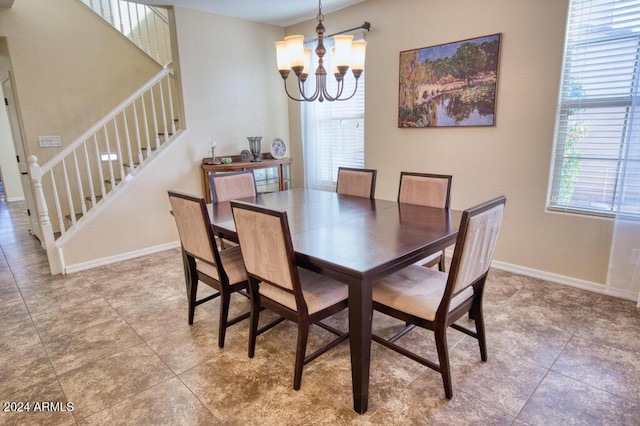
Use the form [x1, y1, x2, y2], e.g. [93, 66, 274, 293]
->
[274, 0, 369, 102]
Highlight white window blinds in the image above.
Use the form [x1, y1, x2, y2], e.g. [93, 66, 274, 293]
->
[301, 38, 365, 191]
[548, 0, 640, 216]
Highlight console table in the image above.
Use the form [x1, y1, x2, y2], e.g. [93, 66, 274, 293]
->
[201, 154, 292, 203]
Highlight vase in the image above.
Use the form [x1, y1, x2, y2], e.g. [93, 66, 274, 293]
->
[247, 136, 262, 162]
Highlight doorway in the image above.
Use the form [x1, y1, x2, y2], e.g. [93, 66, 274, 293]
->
[1, 72, 41, 240]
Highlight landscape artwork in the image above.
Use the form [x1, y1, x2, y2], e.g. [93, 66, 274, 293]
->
[398, 33, 502, 128]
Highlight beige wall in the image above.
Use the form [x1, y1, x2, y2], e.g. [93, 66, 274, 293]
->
[0, 0, 161, 165]
[287, 0, 613, 285]
[172, 7, 289, 157]
[61, 7, 290, 267]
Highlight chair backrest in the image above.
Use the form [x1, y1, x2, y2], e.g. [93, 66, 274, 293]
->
[168, 190, 223, 281]
[230, 200, 302, 299]
[336, 167, 377, 198]
[441, 196, 506, 311]
[398, 172, 452, 208]
[210, 171, 257, 203]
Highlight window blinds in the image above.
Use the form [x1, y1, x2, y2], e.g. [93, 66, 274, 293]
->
[548, 0, 640, 216]
[301, 37, 366, 190]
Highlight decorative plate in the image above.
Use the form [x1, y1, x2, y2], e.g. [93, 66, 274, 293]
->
[240, 149, 252, 162]
[270, 138, 287, 159]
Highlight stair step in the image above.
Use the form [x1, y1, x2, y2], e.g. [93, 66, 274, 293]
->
[65, 213, 83, 222]
[85, 195, 103, 203]
[104, 178, 122, 186]
[123, 162, 140, 169]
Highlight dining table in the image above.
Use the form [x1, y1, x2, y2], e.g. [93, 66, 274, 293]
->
[207, 188, 462, 414]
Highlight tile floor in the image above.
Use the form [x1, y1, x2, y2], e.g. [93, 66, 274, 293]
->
[1, 196, 640, 425]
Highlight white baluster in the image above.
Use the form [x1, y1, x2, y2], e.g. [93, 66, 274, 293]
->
[112, 115, 126, 180]
[122, 107, 135, 174]
[72, 150, 88, 215]
[132, 98, 143, 164]
[161, 12, 170, 65]
[151, 11, 160, 63]
[104, 126, 117, 188]
[134, 4, 144, 51]
[94, 134, 107, 197]
[83, 140, 97, 206]
[125, 0, 134, 40]
[61, 158, 77, 226]
[116, 0, 124, 33]
[166, 72, 176, 134]
[158, 78, 168, 139]
[140, 92, 151, 154]
[49, 169, 65, 235]
[149, 86, 160, 147]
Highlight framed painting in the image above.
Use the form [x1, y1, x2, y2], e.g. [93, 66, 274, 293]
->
[398, 33, 502, 128]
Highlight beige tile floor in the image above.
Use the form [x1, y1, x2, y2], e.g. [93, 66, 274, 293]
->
[1, 195, 640, 425]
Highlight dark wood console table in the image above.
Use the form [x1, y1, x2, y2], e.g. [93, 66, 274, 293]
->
[201, 154, 292, 203]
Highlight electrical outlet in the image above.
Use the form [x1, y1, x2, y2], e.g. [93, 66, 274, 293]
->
[39, 136, 62, 147]
[630, 248, 640, 265]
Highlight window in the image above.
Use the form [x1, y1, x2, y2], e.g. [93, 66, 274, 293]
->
[548, 0, 640, 216]
[301, 38, 365, 191]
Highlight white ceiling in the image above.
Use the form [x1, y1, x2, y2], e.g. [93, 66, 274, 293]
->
[130, 0, 367, 27]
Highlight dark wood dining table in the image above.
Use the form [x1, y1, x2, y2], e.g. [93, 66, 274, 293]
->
[207, 188, 462, 414]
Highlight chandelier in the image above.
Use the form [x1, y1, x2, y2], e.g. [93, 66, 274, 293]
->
[274, 0, 368, 102]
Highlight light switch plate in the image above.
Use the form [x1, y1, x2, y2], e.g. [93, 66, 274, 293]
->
[39, 136, 62, 147]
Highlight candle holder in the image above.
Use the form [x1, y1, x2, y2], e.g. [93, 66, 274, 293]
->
[247, 136, 262, 162]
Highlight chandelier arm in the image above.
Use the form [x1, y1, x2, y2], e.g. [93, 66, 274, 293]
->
[282, 72, 328, 102]
[321, 78, 342, 102]
[283, 79, 314, 102]
[298, 74, 322, 102]
[324, 77, 360, 102]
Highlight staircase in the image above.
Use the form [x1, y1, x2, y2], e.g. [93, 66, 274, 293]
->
[28, 0, 181, 274]
[79, 0, 172, 66]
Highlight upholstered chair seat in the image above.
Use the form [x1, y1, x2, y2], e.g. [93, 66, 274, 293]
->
[373, 265, 473, 321]
[195, 245, 247, 284]
[259, 267, 349, 314]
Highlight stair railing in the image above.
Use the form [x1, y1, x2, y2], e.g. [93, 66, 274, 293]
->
[79, 0, 172, 66]
[29, 62, 177, 274]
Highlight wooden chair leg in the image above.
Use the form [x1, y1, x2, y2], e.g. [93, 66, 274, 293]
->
[248, 293, 260, 358]
[472, 303, 488, 362]
[187, 273, 199, 325]
[438, 251, 446, 272]
[182, 250, 198, 325]
[435, 328, 453, 399]
[218, 292, 231, 348]
[293, 321, 309, 391]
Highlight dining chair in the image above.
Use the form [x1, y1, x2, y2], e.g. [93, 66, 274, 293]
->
[398, 172, 453, 271]
[371, 195, 506, 399]
[209, 170, 257, 248]
[230, 200, 349, 390]
[168, 190, 250, 348]
[209, 170, 257, 203]
[336, 167, 377, 198]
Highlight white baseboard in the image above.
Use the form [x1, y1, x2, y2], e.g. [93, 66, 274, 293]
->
[64, 241, 181, 274]
[437, 248, 638, 303]
[490, 259, 638, 302]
